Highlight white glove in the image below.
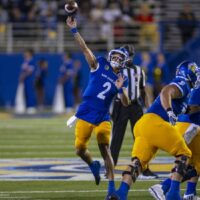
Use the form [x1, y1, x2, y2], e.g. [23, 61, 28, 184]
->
[66, 115, 77, 128]
[184, 124, 199, 144]
[167, 108, 177, 126]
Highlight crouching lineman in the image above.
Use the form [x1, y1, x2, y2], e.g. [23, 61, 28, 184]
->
[149, 85, 200, 200]
[105, 61, 200, 200]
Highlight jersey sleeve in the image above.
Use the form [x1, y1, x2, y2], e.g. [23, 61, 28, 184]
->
[90, 56, 105, 73]
[170, 78, 189, 97]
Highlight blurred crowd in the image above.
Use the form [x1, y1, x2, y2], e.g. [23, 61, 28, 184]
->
[0, 0, 158, 24]
[0, 0, 198, 50]
[0, 0, 160, 50]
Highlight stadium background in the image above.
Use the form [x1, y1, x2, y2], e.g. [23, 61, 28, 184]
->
[0, 0, 200, 199]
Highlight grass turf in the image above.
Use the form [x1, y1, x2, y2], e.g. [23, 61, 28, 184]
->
[0, 115, 184, 199]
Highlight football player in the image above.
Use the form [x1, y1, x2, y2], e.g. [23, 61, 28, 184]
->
[66, 16, 130, 195]
[105, 61, 200, 200]
[149, 85, 200, 200]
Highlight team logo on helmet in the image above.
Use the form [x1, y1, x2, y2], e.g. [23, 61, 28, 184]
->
[188, 63, 198, 73]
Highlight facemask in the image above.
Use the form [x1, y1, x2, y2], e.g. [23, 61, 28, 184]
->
[110, 61, 120, 68]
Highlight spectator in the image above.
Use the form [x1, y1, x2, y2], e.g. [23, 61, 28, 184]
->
[35, 58, 48, 110]
[103, 2, 122, 23]
[119, 0, 134, 23]
[40, 7, 57, 45]
[59, 53, 75, 114]
[177, 3, 197, 45]
[10, 7, 25, 39]
[17, 49, 37, 114]
[140, 51, 154, 104]
[153, 52, 168, 97]
[0, 5, 8, 42]
[135, 3, 159, 50]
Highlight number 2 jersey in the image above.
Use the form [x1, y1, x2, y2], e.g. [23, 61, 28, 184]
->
[147, 77, 191, 121]
[75, 56, 128, 125]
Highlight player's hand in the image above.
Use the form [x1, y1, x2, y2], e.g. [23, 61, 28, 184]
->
[66, 16, 77, 29]
[115, 74, 125, 90]
[167, 109, 177, 126]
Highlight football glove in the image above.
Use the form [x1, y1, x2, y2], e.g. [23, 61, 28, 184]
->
[166, 108, 177, 126]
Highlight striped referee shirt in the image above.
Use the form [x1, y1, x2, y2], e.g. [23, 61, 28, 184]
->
[121, 64, 146, 101]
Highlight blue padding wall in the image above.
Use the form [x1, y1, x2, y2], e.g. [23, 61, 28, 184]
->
[0, 53, 94, 107]
[0, 52, 171, 107]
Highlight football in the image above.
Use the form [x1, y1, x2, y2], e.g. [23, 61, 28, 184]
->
[64, 0, 78, 17]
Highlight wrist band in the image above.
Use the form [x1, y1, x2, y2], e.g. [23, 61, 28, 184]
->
[71, 27, 78, 34]
[166, 107, 172, 112]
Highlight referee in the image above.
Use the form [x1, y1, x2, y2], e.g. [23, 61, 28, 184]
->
[110, 45, 157, 177]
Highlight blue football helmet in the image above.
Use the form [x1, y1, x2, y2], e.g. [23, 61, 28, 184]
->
[108, 48, 129, 69]
[176, 61, 200, 87]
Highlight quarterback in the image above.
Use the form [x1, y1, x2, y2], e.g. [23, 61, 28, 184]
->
[66, 16, 130, 195]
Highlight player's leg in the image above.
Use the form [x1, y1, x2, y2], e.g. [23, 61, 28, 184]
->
[95, 121, 115, 195]
[116, 136, 157, 200]
[115, 115, 158, 200]
[149, 165, 198, 200]
[75, 119, 101, 185]
[155, 125, 192, 200]
[110, 104, 129, 166]
[184, 134, 200, 200]
[149, 123, 199, 200]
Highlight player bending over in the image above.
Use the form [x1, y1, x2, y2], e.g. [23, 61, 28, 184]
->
[149, 85, 200, 200]
[105, 61, 200, 200]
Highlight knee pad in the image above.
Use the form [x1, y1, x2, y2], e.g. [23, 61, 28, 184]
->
[122, 157, 141, 182]
[172, 155, 188, 177]
[182, 165, 198, 182]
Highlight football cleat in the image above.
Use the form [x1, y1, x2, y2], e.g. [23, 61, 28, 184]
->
[89, 160, 101, 185]
[183, 194, 200, 200]
[148, 184, 166, 200]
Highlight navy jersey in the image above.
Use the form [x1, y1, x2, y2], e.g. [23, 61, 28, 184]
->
[147, 77, 191, 121]
[76, 56, 128, 125]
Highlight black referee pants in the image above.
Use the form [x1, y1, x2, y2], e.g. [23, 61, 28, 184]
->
[110, 100, 143, 166]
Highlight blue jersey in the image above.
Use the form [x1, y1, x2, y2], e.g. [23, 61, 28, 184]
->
[76, 56, 128, 125]
[147, 77, 191, 121]
[59, 59, 74, 84]
[178, 112, 200, 126]
[188, 86, 200, 106]
[21, 58, 36, 83]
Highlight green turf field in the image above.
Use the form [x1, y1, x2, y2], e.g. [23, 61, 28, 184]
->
[0, 116, 195, 199]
